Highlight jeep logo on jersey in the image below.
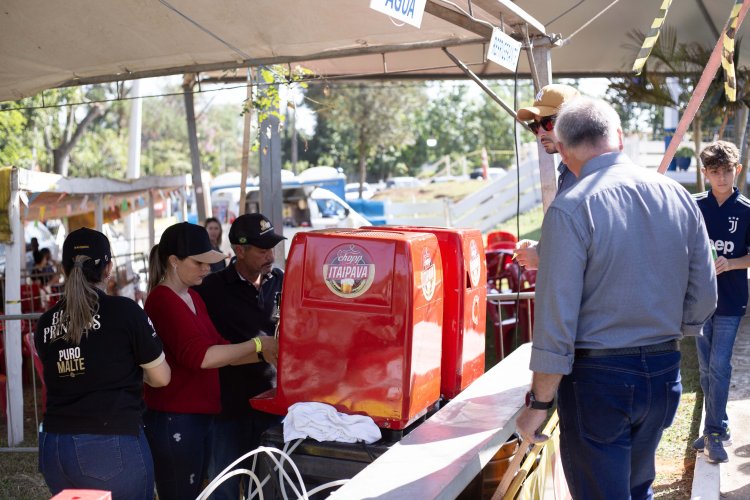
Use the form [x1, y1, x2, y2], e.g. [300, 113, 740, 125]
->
[729, 216, 739, 234]
[712, 239, 735, 255]
[323, 244, 375, 298]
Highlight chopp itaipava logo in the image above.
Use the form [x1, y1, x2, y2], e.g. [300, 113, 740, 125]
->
[469, 240, 481, 287]
[420, 248, 436, 301]
[323, 244, 375, 298]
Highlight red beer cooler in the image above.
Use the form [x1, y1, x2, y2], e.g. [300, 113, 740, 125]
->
[251, 229, 444, 430]
[378, 226, 486, 399]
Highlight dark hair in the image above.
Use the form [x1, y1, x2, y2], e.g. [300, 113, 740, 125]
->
[204, 217, 223, 247]
[700, 141, 740, 169]
[34, 247, 51, 265]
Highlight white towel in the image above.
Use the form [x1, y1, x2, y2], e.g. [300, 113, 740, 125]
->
[283, 402, 382, 444]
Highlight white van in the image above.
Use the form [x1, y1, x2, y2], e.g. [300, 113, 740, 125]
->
[211, 185, 370, 255]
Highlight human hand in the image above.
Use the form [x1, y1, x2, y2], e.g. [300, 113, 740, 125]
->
[514, 240, 539, 270]
[515, 407, 550, 444]
[260, 336, 279, 367]
[715, 256, 732, 275]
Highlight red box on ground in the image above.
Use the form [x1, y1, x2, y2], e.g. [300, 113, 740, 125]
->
[251, 228, 444, 430]
[377, 226, 487, 399]
[51, 490, 112, 500]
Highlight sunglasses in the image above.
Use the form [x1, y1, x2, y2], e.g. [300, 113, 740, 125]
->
[528, 115, 556, 135]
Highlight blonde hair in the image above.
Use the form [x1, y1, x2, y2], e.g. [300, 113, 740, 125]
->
[60, 255, 103, 345]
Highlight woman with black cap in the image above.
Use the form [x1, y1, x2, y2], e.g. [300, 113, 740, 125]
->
[35, 227, 171, 499]
[143, 221, 278, 500]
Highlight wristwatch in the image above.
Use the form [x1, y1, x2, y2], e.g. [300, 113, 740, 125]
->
[525, 390, 554, 410]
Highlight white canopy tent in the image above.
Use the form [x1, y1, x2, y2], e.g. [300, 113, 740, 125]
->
[0, 0, 740, 101]
[0, 0, 744, 449]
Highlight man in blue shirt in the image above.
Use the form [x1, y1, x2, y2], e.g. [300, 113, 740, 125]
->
[515, 97, 717, 499]
[692, 140, 750, 463]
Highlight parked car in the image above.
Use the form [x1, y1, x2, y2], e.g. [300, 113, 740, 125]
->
[386, 176, 423, 189]
[345, 182, 376, 201]
[469, 168, 507, 180]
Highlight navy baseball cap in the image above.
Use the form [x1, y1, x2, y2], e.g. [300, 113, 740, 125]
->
[158, 222, 225, 264]
[62, 227, 111, 269]
[228, 213, 286, 249]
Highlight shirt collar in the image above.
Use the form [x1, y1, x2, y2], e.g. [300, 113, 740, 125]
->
[579, 151, 630, 179]
[707, 186, 740, 205]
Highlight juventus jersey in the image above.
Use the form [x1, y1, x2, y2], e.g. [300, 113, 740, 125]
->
[694, 188, 750, 315]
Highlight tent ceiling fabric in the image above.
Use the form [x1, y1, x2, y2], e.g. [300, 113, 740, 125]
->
[0, 0, 744, 102]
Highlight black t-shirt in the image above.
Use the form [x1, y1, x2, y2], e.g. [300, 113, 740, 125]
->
[193, 262, 282, 417]
[35, 289, 164, 435]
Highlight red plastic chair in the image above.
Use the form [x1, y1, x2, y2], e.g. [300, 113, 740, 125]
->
[486, 231, 518, 251]
[23, 333, 46, 414]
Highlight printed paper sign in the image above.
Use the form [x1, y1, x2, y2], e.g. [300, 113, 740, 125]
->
[487, 27, 522, 71]
[370, 0, 427, 28]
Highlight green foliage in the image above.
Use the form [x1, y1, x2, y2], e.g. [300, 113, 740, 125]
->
[676, 146, 695, 158]
[0, 105, 28, 167]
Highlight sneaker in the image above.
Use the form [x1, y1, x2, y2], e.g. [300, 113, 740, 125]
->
[693, 428, 732, 450]
[704, 433, 729, 463]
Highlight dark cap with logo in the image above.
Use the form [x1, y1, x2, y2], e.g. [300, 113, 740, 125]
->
[228, 213, 286, 249]
[158, 222, 225, 264]
[62, 227, 111, 269]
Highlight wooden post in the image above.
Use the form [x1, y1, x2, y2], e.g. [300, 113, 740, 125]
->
[530, 45, 556, 213]
[239, 69, 253, 217]
[183, 75, 207, 223]
[5, 168, 24, 445]
[94, 194, 103, 231]
[257, 67, 284, 262]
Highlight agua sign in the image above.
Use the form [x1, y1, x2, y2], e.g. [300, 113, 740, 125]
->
[370, 0, 427, 28]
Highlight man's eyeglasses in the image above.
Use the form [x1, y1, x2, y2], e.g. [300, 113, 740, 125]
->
[528, 115, 556, 135]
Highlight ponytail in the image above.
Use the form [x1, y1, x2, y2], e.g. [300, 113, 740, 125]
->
[148, 244, 166, 293]
[61, 255, 104, 345]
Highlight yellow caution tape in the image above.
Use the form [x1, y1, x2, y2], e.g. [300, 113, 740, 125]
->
[632, 0, 673, 75]
[722, 0, 743, 102]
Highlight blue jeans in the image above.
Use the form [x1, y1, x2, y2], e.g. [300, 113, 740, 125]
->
[143, 411, 214, 500]
[557, 350, 681, 500]
[39, 429, 154, 499]
[696, 315, 742, 436]
[206, 411, 283, 500]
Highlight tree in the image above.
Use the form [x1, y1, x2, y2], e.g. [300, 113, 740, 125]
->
[610, 27, 745, 191]
[0, 105, 28, 167]
[315, 82, 427, 188]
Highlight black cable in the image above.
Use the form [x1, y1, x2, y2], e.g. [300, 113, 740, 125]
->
[512, 60, 523, 351]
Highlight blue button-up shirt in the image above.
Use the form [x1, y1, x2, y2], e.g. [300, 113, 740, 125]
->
[531, 152, 717, 374]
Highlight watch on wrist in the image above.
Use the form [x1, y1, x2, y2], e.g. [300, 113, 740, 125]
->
[525, 390, 554, 410]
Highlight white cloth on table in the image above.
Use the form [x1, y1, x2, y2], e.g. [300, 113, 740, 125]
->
[283, 402, 381, 444]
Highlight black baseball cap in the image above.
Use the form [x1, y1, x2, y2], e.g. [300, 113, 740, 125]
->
[62, 227, 111, 269]
[158, 222, 225, 264]
[228, 213, 286, 249]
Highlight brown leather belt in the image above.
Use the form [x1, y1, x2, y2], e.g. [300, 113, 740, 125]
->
[575, 339, 680, 358]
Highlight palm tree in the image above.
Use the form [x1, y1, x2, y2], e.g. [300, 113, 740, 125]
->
[610, 27, 749, 192]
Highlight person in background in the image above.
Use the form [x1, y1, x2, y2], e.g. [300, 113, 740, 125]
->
[35, 227, 170, 499]
[205, 217, 227, 273]
[513, 84, 581, 270]
[195, 213, 286, 500]
[143, 221, 278, 500]
[691, 140, 750, 463]
[31, 247, 60, 287]
[515, 98, 716, 499]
